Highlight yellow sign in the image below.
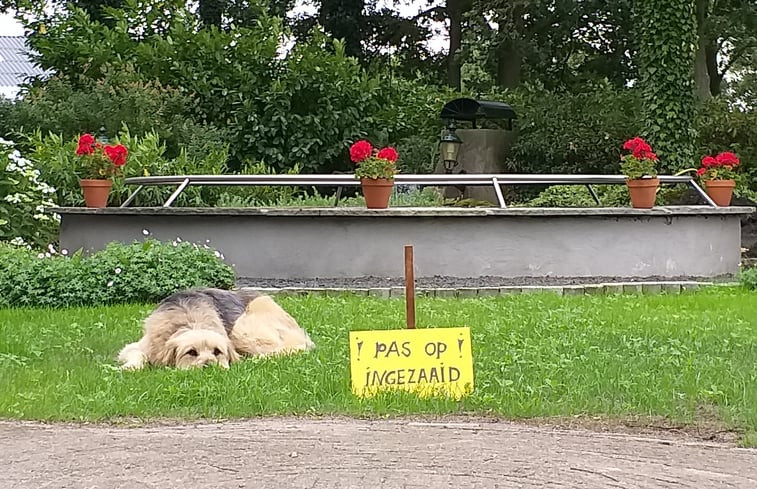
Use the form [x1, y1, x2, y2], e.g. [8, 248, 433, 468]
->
[349, 327, 474, 399]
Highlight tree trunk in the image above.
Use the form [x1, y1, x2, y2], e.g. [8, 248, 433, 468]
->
[705, 44, 723, 96]
[496, 40, 521, 89]
[447, 0, 463, 90]
[694, 0, 712, 100]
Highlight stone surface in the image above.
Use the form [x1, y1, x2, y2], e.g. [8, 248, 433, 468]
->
[56, 206, 752, 280]
[1, 418, 754, 489]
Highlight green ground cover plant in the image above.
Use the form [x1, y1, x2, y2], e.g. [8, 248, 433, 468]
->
[0, 288, 754, 445]
[0, 240, 235, 308]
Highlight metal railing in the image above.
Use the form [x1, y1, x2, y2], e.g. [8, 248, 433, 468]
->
[121, 174, 717, 208]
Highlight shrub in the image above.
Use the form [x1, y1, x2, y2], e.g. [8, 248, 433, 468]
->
[520, 184, 630, 207]
[7, 68, 226, 160]
[0, 239, 236, 308]
[0, 139, 59, 248]
[741, 268, 757, 291]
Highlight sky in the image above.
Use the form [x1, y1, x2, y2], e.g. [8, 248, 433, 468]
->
[0, 13, 24, 36]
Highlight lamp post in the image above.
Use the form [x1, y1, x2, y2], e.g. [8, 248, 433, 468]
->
[440, 119, 463, 174]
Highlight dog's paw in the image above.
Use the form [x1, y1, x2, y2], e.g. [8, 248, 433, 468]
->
[120, 361, 145, 371]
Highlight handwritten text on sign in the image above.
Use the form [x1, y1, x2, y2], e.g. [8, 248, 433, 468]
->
[349, 327, 473, 399]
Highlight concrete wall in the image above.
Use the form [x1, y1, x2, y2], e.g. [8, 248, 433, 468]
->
[57, 206, 751, 280]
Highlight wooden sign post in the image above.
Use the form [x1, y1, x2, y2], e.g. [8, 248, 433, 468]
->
[348, 244, 475, 399]
[404, 245, 415, 329]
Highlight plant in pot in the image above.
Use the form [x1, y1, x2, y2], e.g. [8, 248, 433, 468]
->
[696, 151, 740, 206]
[350, 139, 398, 209]
[620, 137, 659, 209]
[75, 133, 128, 208]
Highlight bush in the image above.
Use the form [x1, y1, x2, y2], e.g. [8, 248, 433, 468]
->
[0, 239, 236, 308]
[0, 139, 59, 248]
[6, 68, 227, 161]
[520, 184, 631, 207]
[741, 268, 757, 291]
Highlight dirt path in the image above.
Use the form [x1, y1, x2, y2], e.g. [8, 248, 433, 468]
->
[1, 418, 755, 488]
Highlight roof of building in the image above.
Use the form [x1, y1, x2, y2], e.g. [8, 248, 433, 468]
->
[0, 36, 47, 97]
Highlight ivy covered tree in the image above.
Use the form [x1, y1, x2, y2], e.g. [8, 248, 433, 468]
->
[634, 0, 698, 171]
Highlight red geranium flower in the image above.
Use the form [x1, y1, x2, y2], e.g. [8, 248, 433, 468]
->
[715, 151, 740, 167]
[701, 156, 718, 167]
[623, 137, 651, 154]
[350, 140, 373, 163]
[696, 167, 706, 176]
[76, 133, 96, 156]
[104, 144, 128, 167]
[377, 147, 399, 162]
[639, 150, 658, 161]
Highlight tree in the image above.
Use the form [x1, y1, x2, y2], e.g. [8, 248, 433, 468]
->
[319, 0, 365, 58]
[635, 0, 698, 171]
[465, 0, 635, 91]
[695, 0, 757, 98]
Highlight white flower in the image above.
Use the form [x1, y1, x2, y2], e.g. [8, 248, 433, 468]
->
[9, 237, 26, 246]
[107, 280, 114, 287]
[142, 229, 150, 236]
[4, 194, 22, 204]
[37, 253, 45, 259]
[176, 237, 182, 242]
[114, 267, 122, 274]
[214, 251, 221, 258]
[47, 244, 56, 254]
[61, 249, 69, 256]
[44, 252, 51, 258]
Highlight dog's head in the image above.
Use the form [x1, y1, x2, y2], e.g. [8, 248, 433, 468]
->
[163, 329, 239, 369]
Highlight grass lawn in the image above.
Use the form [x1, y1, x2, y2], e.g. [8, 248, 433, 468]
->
[0, 287, 755, 444]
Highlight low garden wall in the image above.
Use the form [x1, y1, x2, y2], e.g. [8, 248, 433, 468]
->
[56, 206, 754, 282]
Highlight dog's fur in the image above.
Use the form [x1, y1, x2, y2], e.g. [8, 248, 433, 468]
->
[118, 288, 314, 370]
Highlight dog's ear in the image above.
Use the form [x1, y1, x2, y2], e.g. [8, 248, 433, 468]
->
[154, 338, 179, 366]
[226, 342, 240, 365]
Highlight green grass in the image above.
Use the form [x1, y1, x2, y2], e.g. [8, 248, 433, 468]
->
[1, 288, 755, 444]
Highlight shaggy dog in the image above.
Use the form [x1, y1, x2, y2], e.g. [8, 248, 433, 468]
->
[118, 288, 314, 370]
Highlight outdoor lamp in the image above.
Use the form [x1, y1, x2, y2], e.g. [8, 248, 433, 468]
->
[98, 126, 108, 144]
[440, 120, 463, 173]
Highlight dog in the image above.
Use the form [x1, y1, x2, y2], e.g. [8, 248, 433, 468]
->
[118, 288, 314, 370]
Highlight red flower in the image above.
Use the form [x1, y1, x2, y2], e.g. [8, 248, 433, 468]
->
[377, 147, 399, 162]
[696, 167, 706, 176]
[623, 137, 651, 154]
[701, 156, 717, 168]
[639, 151, 658, 161]
[715, 151, 740, 167]
[104, 144, 128, 166]
[76, 133, 96, 156]
[78, 133, 95, 146]
[350, 140, 373, 163]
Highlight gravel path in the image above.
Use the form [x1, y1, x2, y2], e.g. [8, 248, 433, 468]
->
[2, 418, 755, 489]
[238, 275, 727, 289]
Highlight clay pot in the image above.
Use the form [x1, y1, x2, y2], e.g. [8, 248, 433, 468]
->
[360, 178, 394, 209]
[704, 179, 735, 207]
[625, 177, 659, 209]
[79, 179, 112, 208]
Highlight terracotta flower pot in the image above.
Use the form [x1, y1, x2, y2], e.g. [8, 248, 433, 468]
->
[79, 179, 113, 208]
[625, 177, 659, 209]
[360, 178, 394, 209]
[704, 179, 735, 207]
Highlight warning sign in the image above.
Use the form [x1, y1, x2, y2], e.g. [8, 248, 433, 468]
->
[349, 327, 474, 399]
